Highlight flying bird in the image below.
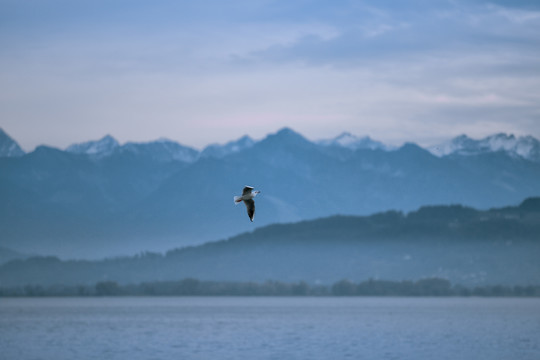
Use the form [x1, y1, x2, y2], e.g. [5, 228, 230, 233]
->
[234, 186, 260, 222]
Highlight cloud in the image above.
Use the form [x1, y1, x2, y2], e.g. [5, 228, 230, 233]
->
[482, 0, 540, 10]
[239, 1, 540, 68]
[1, 0, 540, 149]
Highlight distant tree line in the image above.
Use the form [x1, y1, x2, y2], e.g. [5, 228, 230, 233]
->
[330, 278, 540, 297]
[1, 278, 540, 297]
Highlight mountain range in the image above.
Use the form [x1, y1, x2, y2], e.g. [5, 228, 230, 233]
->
[1, 127, 540, 258]
[1, 198, 539, 287]
[429, 133, 540, 162]
[4, 128, 540, 163]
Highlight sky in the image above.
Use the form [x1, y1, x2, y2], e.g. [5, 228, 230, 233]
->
[1, 0, 540, 151]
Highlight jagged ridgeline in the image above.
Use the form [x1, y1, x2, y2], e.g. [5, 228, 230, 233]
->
[1, 198, 539, 287]
[1, 127, 540, 258]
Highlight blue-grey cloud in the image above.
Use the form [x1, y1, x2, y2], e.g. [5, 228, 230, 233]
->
[1, 0, 539, 149]
[240, 1, 540, 69]
[483, 0, 540, 10]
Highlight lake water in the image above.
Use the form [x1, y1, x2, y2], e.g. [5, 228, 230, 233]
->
[1, 297, 539, 360]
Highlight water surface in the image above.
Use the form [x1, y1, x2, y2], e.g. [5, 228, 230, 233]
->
[1, 297, 539, 360]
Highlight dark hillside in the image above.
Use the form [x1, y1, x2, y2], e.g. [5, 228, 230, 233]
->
[1, 198, 538, 287]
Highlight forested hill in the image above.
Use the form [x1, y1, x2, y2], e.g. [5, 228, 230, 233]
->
[1, 198, 539, 287]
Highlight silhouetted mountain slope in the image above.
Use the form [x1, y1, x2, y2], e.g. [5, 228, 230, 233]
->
[1, 128, 540, 258]
[0, 246, 27, 265]
[0, 128, 25, 157]
[1, 199, 538, 287]
[0, 145, 186, 256]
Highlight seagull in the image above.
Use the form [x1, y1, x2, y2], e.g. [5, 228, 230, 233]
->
[234, 186, 261, 222]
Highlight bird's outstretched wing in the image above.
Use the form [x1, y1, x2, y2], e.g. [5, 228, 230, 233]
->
[242, 186, 254, 196]
[244, 199, 255, 222]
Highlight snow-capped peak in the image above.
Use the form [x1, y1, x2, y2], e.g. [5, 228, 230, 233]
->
[201, 135, 255, 159]
[429, 133, 540, 162]
[428, 134, 474, 156]
[65, 135, 120, 157]
[334, 132, 360, 147]
[319, 132, 388, 150]
[120, 139, 199, 163]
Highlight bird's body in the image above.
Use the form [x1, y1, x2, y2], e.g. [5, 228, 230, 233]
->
[234, 186, 260, 222]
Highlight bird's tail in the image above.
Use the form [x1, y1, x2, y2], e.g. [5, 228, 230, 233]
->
[234, 196, 242, 204]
